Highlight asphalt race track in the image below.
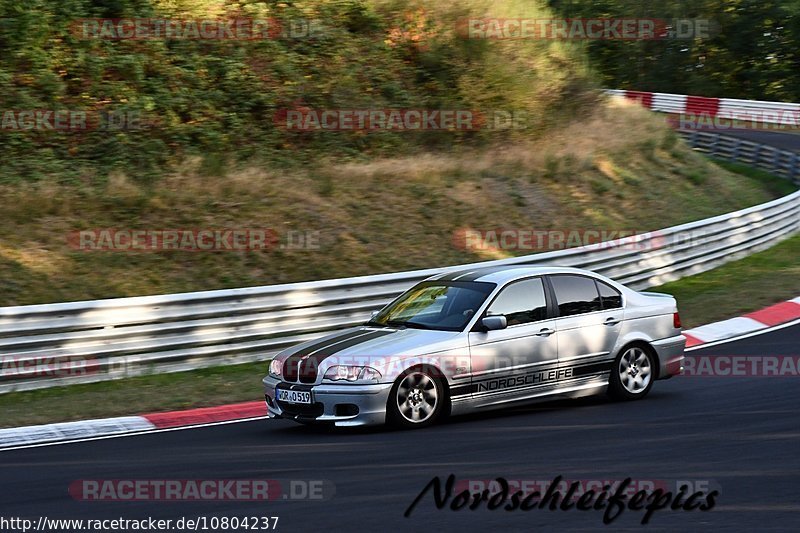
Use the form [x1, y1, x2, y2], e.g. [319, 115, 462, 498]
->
[1, 324, 798, 532]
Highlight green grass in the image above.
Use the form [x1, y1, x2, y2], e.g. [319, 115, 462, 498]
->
[1, 232, 798, 429]
[710, 159, 798, 197]
[0, 105, 789, 307]
[0, 363, 265, 429]
[649, 233, 800, 329]
[1, 0, 797, 430]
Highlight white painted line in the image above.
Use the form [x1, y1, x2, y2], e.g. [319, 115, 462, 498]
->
[0, 416, 155, 449]
[686, 317, 800, 352]
[4, 312, 800, 452]
[0, 415, 268, 453]
[684, 317, 765, 343]
[3, 297, 799, 451]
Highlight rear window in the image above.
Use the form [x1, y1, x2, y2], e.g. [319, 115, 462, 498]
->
[597, 280, 623, 309]
[549, 275, 602, 317]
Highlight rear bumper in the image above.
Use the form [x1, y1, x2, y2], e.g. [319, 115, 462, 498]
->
[652, 334, 686, 379]
[263, 376, 392, 427]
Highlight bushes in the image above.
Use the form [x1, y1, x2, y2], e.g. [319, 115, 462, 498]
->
[0, 0, 595, 183]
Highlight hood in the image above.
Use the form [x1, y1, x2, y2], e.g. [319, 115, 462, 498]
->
[276, 326, 465, 382]
[278, 326, 464, 359]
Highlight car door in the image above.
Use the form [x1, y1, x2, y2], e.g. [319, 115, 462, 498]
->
[546, 275, 623, 384]
[467, 277, 560, 404]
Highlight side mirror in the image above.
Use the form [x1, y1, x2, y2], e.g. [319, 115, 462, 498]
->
[370, 310, 380, 319]
[481, 315, 508, 331]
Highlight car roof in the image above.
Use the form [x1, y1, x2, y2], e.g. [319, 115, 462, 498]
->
[425, 265, 603, 286]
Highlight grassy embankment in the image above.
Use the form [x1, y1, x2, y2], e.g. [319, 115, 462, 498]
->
[1, 0, 792, 305]
[0, 0, 796, 427]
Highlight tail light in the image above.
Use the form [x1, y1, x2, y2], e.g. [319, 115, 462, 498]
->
[673, 312, 682, 329]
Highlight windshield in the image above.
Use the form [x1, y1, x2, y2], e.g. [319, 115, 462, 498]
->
[367, 281, 496, 332]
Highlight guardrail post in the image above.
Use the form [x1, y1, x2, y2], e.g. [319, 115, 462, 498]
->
[755, 144, 765, 169]
[731, 138, 742, 161]
[789, 153, 800, 185]
[710, 135, 719, 156]
[773, 148, 782, 174]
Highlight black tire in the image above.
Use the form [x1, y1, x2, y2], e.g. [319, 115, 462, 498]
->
[386, 367, 446, 429]
[608, 344, 656, 401]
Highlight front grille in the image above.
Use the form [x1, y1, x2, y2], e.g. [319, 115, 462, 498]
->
[283, 359, 299, 381]
[298, 359, 318, 383]
[278, 401, 324, 419]
[283, 358, 319, 383]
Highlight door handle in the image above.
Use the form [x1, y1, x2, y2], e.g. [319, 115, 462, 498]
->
[537, 328, 555, 337]
[604, 317, 621, 326]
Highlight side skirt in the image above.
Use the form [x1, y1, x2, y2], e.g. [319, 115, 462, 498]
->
[449, 378, 609, 417]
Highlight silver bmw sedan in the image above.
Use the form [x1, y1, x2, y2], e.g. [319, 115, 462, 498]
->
[263, 266, 685, 429]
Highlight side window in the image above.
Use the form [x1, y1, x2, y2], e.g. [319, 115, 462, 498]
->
[550, 275, 602, 317]
[486, 278, 548, 326]
[597, 281, 623, 309]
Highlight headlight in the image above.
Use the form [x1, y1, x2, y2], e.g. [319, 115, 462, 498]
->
[323, 366, 382, 382]
[269, 359, 282, 378]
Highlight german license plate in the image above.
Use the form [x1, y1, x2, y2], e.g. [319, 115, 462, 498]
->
[278, 389, 311, 405]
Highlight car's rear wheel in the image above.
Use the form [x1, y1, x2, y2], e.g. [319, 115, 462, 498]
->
[387, 368, 445, 429]
[608, 344, 655, 400]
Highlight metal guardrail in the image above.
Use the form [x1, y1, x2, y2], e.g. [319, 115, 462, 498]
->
[1, 137, 799, 394]
[681, 131, 800, 184]
[605, 89, 686, 114]
[606, 89, 800, 123]
[606, 90, 800, 182]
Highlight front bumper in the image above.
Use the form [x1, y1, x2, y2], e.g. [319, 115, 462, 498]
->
[262, 375, 393, 427]
[652, 334, 686, 379]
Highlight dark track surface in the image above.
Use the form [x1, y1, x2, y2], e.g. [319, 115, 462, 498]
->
[1, 324, 798, 532]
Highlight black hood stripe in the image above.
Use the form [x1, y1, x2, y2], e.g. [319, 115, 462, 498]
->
[292, 329, 366, 358]
[284, 329, 395, 382]
[309, 329, 393, 359]
[283, 329, 367, 381]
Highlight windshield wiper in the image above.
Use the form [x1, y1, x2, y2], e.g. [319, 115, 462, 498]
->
[365, 318, 435, 330]
[386, 319, 433, 330]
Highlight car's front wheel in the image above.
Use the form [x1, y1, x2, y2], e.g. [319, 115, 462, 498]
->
[387, 367, 445, 429]
[608, 344, 655, 400]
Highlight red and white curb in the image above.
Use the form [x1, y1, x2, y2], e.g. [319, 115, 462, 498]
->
[0, 401, 264, 450]
[2, 297, 799, 450]
[682, 296, 800, 347]
[606, 89, 800, 125]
